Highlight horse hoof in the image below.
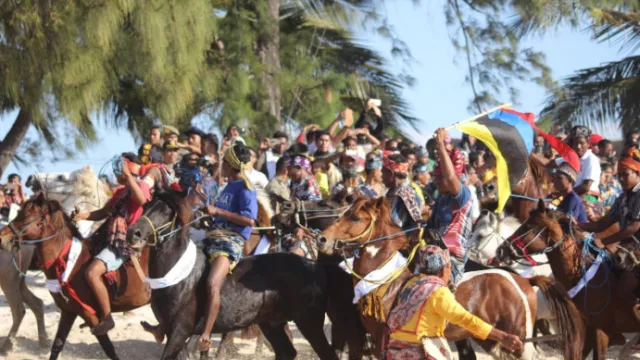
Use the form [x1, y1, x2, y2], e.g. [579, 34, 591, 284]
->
[39, 336, 50, 348]
[140, 321, 164, 344]
[0, 338, 13, 355]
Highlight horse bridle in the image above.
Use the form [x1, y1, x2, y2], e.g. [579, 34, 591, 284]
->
[139, 214, 177, 247]
[293, 199, 349, 230]
[502, 218, 566, 262]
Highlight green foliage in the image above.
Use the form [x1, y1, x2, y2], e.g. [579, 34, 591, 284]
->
[444, 0, 556, 113]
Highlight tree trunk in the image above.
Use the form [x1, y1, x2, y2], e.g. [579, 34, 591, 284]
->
[0, 108, 32, 178]
[257, 0, 281, 123]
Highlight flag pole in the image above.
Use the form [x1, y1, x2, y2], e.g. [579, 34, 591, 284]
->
[444, 103, 512, 131]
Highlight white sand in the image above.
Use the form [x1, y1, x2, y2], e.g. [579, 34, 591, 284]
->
[0, 273, 637, 359]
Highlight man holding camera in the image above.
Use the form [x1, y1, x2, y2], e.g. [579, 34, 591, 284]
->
[256, 131, 289, 180]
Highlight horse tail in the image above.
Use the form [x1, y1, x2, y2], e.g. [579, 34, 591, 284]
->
[528, 276, 585, 360]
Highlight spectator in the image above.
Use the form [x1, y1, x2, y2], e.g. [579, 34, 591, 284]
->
[354, 99, 385, 141]
[598, 139, 617, 166]
[163, 125, 180, 143]
[288, 154, 322, 201]
[266, 157, 291, 211]
[201, 134, 220, 178]
[331, 154, 364, 198]
[533, 134, 545, 154]
[162, 141, 180, 171]
[225, 125, 246, 145]
[245, 148, 269, 191]
[181, 126, 205, 155]
[425, 138, 437, 172]
[599, 162, 622, 212]
[401, 148, 417, 173]
[625, 130, 640, 152]
[312, 159, 330, 199]
[256, 131, 289, 180]
[385, 138, 399, 152]
[355, 153, 384, 199]
[5, 173, 25, 205]
[138, 123, 164, 165]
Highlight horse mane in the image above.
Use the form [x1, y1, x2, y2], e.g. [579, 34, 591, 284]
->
[23, 194, 85, 240]
[155, 190, 193, 228]
[348, 197, 397, 233]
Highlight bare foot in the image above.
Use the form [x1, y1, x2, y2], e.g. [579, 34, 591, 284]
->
[91, 314, 115, 336]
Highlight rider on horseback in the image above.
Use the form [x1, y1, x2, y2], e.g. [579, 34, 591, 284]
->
[384, 245, 523, 359]
[198, 143, 258, 351]
[72, 152, 151, 335]
[579, 146, 640, 319]
[426, 128, 473, 284]
[552, 163, 588, 223]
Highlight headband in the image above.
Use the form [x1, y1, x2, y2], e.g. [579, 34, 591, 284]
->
[417, 245, 451, 274]
[224, 146, 252, 190]
[287, 155, 312, 174]
[413, 163, 429, 174]
[342, 166, 360, 178]
[382, 156, 409, 175]
[619, 147, 640, 173]
[554, 163, 577, 184]
[365, 156, 383, 171]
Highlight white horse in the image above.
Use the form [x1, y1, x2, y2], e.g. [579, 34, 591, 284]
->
[26, 166, 111, 237]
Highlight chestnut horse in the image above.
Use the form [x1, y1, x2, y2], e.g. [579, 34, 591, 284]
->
[494, 200, 640, 359]
[317, 197, 584, 360]
[0, 193, 151, 360]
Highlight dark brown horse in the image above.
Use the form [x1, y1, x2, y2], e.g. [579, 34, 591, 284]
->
[317, 197, 585, 360]
[480, 158, 556, 222]
[0, 193, 151, 360]
[495, 200, 640, 359]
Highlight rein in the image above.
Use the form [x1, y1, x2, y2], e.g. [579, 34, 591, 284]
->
[139, 215, 177, 247]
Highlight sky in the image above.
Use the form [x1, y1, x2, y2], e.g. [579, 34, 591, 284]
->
[0, 0, 625, 182]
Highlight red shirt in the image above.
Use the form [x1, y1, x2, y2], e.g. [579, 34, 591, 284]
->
[106, 181, 152, 225]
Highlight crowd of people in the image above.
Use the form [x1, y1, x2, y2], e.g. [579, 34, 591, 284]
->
[14, 100, 640, 357]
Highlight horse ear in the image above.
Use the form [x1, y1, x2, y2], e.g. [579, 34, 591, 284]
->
[537, 199, 546, 212]
[374, 196, 385, 209]
[34, 191, 46, 204]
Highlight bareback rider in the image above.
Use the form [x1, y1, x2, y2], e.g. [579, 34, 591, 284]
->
[427, 128, 473, 285]
[384, 246, 523, 359]
[72, 153, 151, 335]
[198, 143, 258, 351]
[578, 146, 640, 319]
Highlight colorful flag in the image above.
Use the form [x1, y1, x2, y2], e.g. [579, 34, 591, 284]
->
[454, 109, 534, 213]
[501, 109, 581, 172]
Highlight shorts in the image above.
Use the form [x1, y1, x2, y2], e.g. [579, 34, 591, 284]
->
[95, 246, 129, 272]
[203, 233, 245, 270]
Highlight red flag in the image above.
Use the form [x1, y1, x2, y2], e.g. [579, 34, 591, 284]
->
[501, 109, 581, 172]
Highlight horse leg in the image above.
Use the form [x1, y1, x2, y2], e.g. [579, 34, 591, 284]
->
[160, 326, 192, 360]
[49, 310, 77, 360]
[215, 332, 234, 360]
[95, 333, 120, 360]
[295, 316, 339, 360]
[20, 279, 48, 347]
[593, 329, 609, 360]
[259, 322, 297, 360]
[0, 278, 26, 355]
[455, 339, 477, 360]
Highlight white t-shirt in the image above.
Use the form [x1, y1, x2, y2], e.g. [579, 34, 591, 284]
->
[246, 168, 269, 191]
[555, 149, 601, 194]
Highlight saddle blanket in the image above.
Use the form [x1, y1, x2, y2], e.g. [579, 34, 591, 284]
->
[568, 252, 603, 298]
[340, 252, 407, 303]
[46, 237, 82, 293]
[147, 240, 197, 289]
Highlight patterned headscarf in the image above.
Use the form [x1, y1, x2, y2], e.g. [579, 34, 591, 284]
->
[382, 155, 409, 175]
[619, 147, 640, 173]
[416, 245, 451, 275]
[287, 155, 312, 174]
[224, 145, 252, 190]
[433, 147, 464, 178]
[554, 162, 578, 184]
[568, 125, 592, 145]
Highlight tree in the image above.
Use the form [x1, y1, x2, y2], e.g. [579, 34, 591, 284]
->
[443, 0, 556, 113]
[0, 1, 216, 177]
[513, 2, 640, 133]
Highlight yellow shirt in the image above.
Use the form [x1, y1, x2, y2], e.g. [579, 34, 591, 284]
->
[390, 276, 493, 343]
[315, 172, 330, 199]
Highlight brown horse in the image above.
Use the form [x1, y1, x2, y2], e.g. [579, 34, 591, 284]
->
[0, 193, 150, 360]
[480, 158, 555, 222]
[317, 197, 584, 359]
[494, 200, 640, 359]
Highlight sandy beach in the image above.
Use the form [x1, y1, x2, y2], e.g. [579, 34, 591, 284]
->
[1, 273, 638, 359]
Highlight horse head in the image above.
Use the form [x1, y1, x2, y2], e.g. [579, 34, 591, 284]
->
[273, 196, 349, 235]
[0, 192, 74, 250]
[127, 191, 192, 250]
[316, 197, 404, 256]
[495, 200, 565, 265]
[27, 166, 109, 214]
[613, 238, 640, 272]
